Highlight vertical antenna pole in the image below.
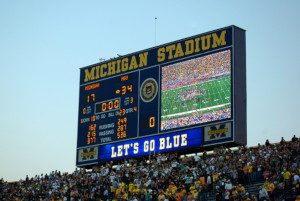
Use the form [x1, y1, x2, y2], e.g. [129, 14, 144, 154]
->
[155, 17, 157, 45]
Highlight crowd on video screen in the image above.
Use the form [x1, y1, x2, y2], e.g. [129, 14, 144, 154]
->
[161, 108, 231, 131]
[161, 50, 231, 91]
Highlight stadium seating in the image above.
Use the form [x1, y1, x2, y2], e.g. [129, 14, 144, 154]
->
[0, 136, 299, 200]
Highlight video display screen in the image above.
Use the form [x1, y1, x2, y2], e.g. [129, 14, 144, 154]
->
[161, 49, 232, 131]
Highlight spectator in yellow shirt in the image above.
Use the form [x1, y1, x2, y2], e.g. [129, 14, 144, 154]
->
[212, 172, 219, 183]
[283, 169, 291, 180]
[168, 181, 177, 195]
[243, 163, 253, 174]
[158, 191, 165, 201]
[115, 187, 121, 198]
[189, 185, 198, 199]
[132, 186, 140, 196]
[263, 179, 275, 199]
[128, 183, 135, 194]
[199, 176, 206, 187]
[175, 189, 183, 201]
[283, 169, 292, 189]
[236, 183, 246, 194]
[263, 180, 275, 193]
[231, 187, 238, 199]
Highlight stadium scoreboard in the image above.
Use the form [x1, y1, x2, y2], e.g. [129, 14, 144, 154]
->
[77, 26, 246, 167]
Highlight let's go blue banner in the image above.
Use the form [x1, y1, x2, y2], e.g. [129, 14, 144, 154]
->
[98, 128, 202, 161]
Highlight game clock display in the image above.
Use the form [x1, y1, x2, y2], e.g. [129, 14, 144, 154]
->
[77, 26, 246, 166]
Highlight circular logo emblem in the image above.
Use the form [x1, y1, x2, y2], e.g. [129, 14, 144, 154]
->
[140, 78, 158, 102]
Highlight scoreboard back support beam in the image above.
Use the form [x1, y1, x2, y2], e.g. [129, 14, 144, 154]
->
[77, 25, 246, 167]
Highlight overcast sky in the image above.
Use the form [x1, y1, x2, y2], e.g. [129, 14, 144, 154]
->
[1, 1, 300, 181]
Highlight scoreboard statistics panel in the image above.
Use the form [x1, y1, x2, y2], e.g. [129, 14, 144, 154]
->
[77, 26, 246, 167]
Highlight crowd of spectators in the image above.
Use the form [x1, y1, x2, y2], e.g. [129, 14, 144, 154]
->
[0, 136, 299, 201]
[161, 49, 231, 91]
[161, 108, 231, 131]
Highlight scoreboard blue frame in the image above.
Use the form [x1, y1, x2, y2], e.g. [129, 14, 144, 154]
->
[77, 26, 246, 167]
